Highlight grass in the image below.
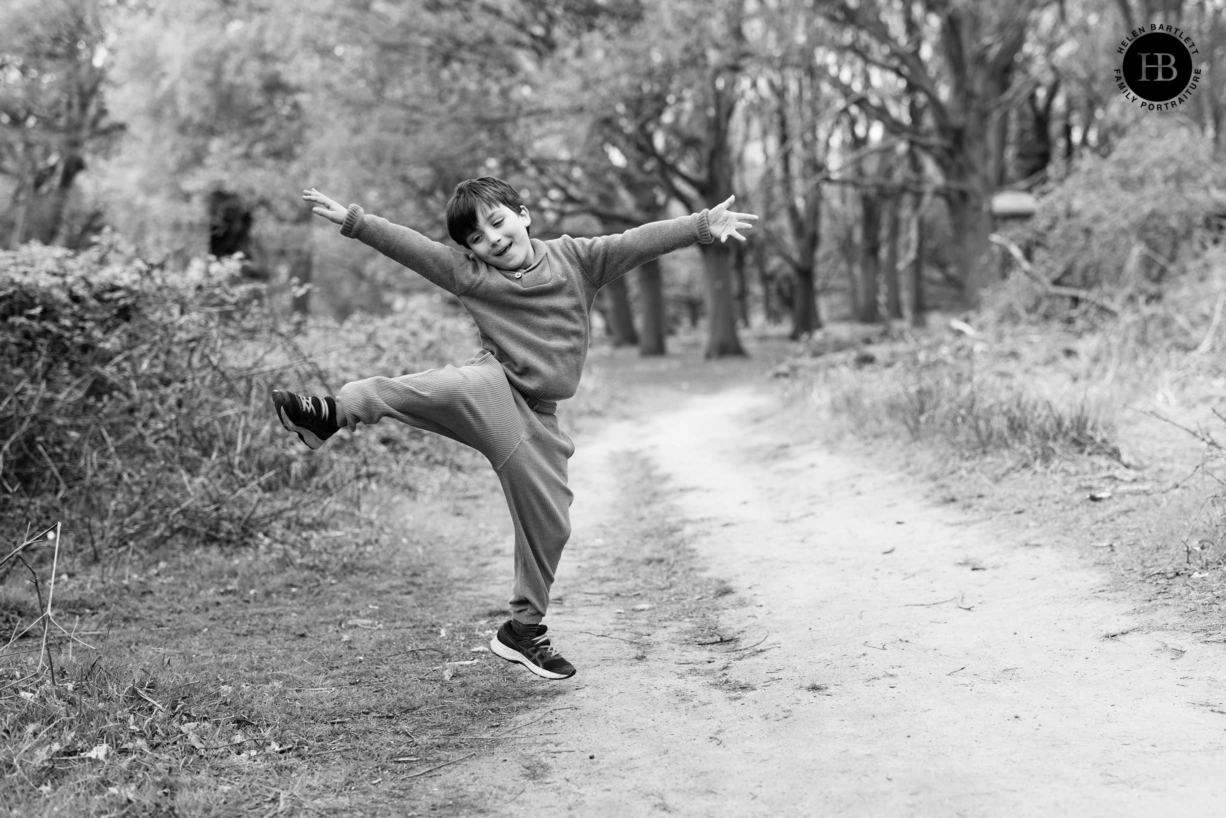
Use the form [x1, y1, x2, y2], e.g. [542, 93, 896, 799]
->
[809, 327, 1122, 470]
[1, 472, 576, 816]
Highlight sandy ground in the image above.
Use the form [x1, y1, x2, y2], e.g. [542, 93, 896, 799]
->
[434, 351, 1226, 817]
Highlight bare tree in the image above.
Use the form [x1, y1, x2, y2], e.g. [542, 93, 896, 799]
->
[0, 0, 120, 247]
[822, 0, 1045, 307]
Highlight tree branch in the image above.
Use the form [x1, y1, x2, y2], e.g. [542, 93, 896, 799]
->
[989, 233, 1121, 316]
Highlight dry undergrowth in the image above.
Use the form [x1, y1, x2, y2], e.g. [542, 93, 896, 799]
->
[0, 467, 576, 816]
[789, 300, 1226, 630]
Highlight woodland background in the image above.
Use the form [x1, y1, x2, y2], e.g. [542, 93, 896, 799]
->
[5, 1, 1226, 812]
[4, 0, 1223, 357]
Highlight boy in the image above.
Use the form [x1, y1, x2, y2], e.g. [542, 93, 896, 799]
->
[272, 178, 756, 680]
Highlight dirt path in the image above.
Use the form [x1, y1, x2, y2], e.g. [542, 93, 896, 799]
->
[454, 351, 1226, 817]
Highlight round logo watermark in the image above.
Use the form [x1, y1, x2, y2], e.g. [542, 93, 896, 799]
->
[1114, 24, 1200, 111]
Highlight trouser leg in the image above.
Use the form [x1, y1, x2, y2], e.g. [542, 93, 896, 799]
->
[335, 352, 522, 467]
[336, 352, 575, 625]
[496, 400, 575, 625]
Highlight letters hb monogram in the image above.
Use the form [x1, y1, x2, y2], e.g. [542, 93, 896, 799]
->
[1137, 52, 1178, 81]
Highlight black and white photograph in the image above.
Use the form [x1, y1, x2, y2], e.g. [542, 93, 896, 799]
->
[2, 0, 1225, 814]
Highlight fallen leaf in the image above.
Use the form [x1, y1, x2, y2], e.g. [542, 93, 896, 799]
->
[121, 739, 152, 754]
[82, 743, 109, 761]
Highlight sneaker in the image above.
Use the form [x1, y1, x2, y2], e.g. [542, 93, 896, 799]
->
[489, 620, 576, 680]
[271, 390, 339, 450]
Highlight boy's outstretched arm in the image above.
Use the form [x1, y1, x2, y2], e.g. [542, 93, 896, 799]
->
[707, 195, 759, 243]
[573, 195, 759, 289]
[302, 187, 472, 296]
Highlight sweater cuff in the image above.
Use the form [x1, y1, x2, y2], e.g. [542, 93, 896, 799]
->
[340, 204, 364, 238]
[696, 209, 713, 244]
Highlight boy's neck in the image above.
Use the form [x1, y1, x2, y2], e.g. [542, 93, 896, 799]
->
[510, 241, 536, 271]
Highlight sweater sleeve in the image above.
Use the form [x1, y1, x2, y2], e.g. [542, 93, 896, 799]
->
[340, 204, 475, 296]
[566, 211, 713, 290]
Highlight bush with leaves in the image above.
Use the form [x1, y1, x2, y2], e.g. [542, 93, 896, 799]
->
[1, 237, 475, 557]
[1024, 120, 1224, 304]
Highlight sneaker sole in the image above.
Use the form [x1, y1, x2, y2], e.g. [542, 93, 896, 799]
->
[272, 393, 325, 450]
[489, 636, 575, 680]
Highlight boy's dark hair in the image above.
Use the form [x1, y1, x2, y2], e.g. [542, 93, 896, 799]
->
[446, 177, 528, 247]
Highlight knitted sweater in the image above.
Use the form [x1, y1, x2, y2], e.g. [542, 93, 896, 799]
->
[341, 205, 713, 402]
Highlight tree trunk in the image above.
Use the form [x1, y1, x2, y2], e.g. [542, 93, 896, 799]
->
[789, 221, 823, 336]
[638, 259, 667, 356]
[944, 186, 995, 308]
[733, 241, 750, 327]
[17, 155, 86, 245]
[857, 192, 881, 324]
[909, 198, 927, 328]
[884, 194, 903, 321]
[699, 242, 746, 358]
[755, 243, 781, 325]
[604, 274, 639, 347]
[790, 265, 820, 338]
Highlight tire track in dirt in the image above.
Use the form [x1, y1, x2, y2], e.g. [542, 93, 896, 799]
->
[498, 374, 1226, 817]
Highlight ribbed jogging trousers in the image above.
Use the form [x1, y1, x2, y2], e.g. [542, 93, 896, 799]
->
[335, 351, 574, 625]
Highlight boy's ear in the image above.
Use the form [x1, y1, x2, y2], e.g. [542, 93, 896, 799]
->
[519, 206, 531, 228]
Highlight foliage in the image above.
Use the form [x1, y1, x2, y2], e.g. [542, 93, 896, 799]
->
[879, 356, 1118, 465]
[1025, 120, 1224, 301]
[0, 237, 475, 557]
[0, 0, 121, 247]
[811, 333, 1119, 467]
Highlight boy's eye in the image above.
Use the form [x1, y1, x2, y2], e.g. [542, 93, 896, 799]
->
[469, 235, 483, 245]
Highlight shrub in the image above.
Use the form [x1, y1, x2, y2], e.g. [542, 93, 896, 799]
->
[815, 338, 1119, 468]
[1, 237, 474, 557]
[1024, 120, 1223, 304]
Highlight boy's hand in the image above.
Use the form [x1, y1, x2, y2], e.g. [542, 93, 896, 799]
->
[303, 188, 348, 225]
[708, 195, 759, 243]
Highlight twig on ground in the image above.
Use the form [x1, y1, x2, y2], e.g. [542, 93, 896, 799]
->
[695, 633, 738, 646]
[903, 596, 957, 607]
[131, 677, 167, 711]
[402, 751, 477, 780]
[575, 630, 642, 645]
[730, 632, 771, 652]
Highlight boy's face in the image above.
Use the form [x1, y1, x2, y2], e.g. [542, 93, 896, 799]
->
[466, 203, 533, 271]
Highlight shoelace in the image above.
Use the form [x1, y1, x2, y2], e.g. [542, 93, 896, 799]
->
[294, 394, 327, 420]
[528, 633, 562, 660]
